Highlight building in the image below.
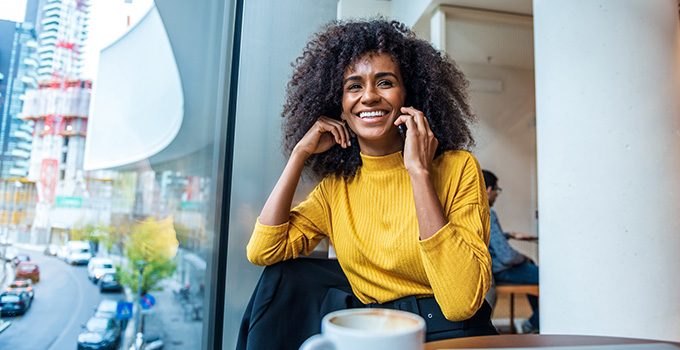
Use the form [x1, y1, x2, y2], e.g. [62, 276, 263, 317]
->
[35, 0, 90, 82]
[0, 178, 37, 244]
[19, 0, 93, 243]
[0, 21, 38, 179]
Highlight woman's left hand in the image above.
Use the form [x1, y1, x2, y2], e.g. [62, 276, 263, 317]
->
[394, 106, 439, 175]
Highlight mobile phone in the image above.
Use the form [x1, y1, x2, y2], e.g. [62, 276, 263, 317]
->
[397, 124, 407, 138]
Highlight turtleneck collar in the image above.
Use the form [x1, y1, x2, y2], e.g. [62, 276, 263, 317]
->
[359, 151, 405, 173]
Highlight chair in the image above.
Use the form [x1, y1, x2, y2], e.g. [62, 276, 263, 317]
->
[494, 284, 539, 333]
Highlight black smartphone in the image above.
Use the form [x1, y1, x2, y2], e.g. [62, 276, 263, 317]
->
[397, 124, 407, 138]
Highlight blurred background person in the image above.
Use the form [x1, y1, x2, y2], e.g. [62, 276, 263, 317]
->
[483, 169, 539, 333]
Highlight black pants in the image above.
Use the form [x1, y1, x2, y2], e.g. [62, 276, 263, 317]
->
[236, 259, 497, 350]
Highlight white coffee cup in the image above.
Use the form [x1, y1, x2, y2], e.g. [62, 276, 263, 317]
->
[299, 308, 425, 350]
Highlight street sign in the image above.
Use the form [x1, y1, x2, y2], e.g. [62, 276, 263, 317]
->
[140, 293, 156, 310]
[55, 196, 83, 208]
[116, 301, 133, 320]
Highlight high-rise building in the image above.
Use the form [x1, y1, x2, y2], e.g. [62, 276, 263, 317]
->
[0, 0, 40, 243]
[0, 20, 19, 176]
[0, 21, 38, 179]
[19, 0, 92, 243]
[35, 0, 90, 82]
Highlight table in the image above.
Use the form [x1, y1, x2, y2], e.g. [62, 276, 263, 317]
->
[425, 334, 680, 349]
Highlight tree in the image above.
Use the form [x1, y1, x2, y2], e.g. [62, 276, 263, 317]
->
[70, 223, 112, 254]
[69, 223, 95, 241]
[119, 216, 179, 294]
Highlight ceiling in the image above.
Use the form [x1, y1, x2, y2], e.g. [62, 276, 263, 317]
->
[437, 0, 532, 16]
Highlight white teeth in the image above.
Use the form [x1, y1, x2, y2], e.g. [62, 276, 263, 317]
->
[358, 111, 386, 118]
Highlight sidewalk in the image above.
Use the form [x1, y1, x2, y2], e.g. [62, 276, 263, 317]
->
[141, 279, 202, 349]
[120, 279, 202, 350]
[13, 243, 44, 253]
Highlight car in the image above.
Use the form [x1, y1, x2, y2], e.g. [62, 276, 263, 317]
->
[0, 291, 32, 316]
[87, 258, 116, 283]
[98, 273, 123, 293]
[77, 316, 121, 350]
[136, 333, 164, 350]
[94, 299, 119, 320]
[65, 241, 92, 265]
[56, 245, 69, 260]
[44, 244, 59, 256]
[6, 279, 34, 299]
[15, 262, 40, 283]
[11, 254, 30, 266]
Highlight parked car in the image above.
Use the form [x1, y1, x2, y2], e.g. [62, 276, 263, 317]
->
[44, 244, 59, 256]
[0, 292, 32, 316]
[98, 273, 123, 293]
[94, 299, 118, 320]
[87, 258, 116, 283]
[137, 333, 164, 350]
[6, 279, 34, 299]
[65, 241, 92, 265]
[77, 316, 121, 350]
[56, 245, 69, 260]
[15, 262, 40, 283]
[11, 254, 30, 266]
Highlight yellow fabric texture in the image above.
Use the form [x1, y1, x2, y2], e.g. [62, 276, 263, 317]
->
[247, 150, 491, 321]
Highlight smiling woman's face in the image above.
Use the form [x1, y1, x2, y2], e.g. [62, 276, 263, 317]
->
[341, 52, 406, 156]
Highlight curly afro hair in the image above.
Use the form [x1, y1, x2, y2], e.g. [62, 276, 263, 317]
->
[283, 18, 475, 179]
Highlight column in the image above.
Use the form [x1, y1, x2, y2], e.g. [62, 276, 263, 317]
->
[430, 8, 446, 51]
[534, 0, 680, 341]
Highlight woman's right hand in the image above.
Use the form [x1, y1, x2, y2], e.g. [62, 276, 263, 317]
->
[292, 116, 351, 158]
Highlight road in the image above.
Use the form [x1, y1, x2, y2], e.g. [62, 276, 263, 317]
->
[0, 249, 125, 350]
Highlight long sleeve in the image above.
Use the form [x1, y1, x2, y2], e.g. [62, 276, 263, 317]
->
[246, 181, 332, 266]
[246, 150, 493, 319]
[418, 153, 492, 321]
[488, 210, 526, 273]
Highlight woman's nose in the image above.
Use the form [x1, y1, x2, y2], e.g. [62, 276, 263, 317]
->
[361, 86, 380, 105]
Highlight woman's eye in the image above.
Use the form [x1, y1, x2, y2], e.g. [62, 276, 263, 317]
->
[378, 80, 393, 87]
[347, 84, 361, 91]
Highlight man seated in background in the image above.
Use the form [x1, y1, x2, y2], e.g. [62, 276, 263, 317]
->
[482, 170, 540, 333]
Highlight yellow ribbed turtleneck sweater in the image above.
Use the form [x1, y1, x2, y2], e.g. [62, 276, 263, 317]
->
[247, 150, 491, 321]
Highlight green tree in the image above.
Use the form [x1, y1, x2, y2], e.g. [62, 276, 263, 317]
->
[69, 223, 95, 241]
[107, 215, 134, 254]
[119, 217, 179, 294]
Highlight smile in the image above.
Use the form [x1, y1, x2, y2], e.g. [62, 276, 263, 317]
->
[357, 110, 388, 119]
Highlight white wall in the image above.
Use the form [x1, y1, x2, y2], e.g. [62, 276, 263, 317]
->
[534, 0, 680, 341]
[464, 63, 537, 240]
[337, 0, 390, 19]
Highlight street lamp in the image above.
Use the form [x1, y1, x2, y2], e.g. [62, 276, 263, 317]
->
[134, 259, 147, 349]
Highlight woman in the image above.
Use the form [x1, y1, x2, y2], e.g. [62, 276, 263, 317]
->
[246, 18, 496, 342]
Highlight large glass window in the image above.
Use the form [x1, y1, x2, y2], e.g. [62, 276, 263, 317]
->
[0, 0, 233, 349]
[220, 0, 338, 347]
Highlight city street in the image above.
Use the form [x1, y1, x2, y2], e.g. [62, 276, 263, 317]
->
[0, 248, 125, 350]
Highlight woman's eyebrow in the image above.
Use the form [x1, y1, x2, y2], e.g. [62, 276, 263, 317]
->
[375, 72, 398, 79]
[343, 75, 362, 84]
